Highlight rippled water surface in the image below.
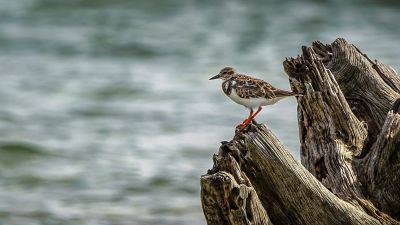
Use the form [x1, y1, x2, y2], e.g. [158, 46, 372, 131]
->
[0, 0, 399, 224]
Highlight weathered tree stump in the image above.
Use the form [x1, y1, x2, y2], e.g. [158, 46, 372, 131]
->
[201, 38, 400, 225]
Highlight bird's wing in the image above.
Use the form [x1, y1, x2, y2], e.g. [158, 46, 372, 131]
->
[234, 75, 277, 99]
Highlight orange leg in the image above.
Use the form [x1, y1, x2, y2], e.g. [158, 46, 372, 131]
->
[249, 106, 262, 120]
[240, 109, 254, 125]
[240, 107, 262, 129]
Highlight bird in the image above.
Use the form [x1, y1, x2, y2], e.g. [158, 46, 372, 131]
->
[209, 67, 300, 130]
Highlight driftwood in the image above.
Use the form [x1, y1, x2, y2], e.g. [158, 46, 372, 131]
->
[201, 38, 400, 225]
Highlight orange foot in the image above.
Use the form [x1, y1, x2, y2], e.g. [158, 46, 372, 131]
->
[238, 119, 252, 131]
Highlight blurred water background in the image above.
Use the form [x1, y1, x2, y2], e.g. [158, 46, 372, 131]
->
[0, 0, 399, 224]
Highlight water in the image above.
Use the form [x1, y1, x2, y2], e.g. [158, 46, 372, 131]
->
[0, 0, 399, 224]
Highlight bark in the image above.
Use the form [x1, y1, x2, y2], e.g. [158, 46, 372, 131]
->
[201, 153, 272, 225]
[201, 38, 400, 225]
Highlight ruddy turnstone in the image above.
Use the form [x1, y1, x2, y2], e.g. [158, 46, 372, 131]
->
[210, 67, 300, 130]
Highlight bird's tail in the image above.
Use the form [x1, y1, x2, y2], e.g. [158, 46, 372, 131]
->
[275, 89, 303, 97]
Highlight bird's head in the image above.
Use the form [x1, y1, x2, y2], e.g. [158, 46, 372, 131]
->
[209, 67, 237, 81]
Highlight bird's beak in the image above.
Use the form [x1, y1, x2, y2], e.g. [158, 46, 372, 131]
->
[209, 74, 220, 80]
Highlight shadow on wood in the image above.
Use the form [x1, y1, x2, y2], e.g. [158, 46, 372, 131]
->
[201, 38, 400, 225]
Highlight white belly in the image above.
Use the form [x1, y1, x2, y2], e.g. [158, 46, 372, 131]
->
[228, 89, 283, 109]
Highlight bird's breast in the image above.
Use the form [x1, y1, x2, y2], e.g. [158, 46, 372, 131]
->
[222, 80, 233, 95]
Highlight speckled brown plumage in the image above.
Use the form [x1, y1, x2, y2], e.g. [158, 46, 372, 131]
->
[222, 74, 297, 99]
